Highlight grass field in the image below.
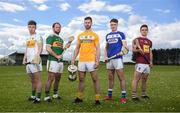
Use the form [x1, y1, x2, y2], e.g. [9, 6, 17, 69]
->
[0, 64, 180, 112]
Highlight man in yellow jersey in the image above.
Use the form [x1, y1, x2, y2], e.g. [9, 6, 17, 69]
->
[71, 16, 101, 105]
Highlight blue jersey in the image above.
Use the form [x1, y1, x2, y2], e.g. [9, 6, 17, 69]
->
[106, 31, 126, 59]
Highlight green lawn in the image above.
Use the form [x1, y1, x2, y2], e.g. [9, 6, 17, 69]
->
[0, 64, 180, 112]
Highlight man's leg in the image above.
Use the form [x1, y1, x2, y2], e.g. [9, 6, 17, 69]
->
[53, 73, 61, 99]
[77, 71, 86, 97]
[28, 74, 36, 100]
[90, 71, 100, 104]
[116, 69, 127, 103]
[32, 72, 42, 103]
[131, 71, 142, 99]
[105, 69, 115, 100]
[141, 73, 149, 99]
[74, 71, 86, 103]
[44, 72, 55, 101]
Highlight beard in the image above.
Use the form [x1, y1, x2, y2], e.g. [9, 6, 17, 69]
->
[54, 31, 60, 35]
[85, 25, 91, 30]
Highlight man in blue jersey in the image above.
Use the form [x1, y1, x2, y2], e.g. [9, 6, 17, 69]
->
[104, 18, 129, 103]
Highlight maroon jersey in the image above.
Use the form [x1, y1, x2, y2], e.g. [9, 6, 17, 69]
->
[135, 37, 152, 64]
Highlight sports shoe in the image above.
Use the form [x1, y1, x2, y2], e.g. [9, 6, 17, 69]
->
[104, 96, 113, 100]
[52, 94, 62, 99]
[120, 98, 127, 103]
[141, 95, 150, 99]
[44, 96, 52, 102]
[73, 97, 83, 103]
[33, 97, 41, 104]
[132, 97, 140, 102]
[28, 96, 36, 101]
[95, 100, 101, 105]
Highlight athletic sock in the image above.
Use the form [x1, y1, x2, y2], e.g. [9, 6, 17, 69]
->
[77, 92, 83, 100]
[37, 92, 41, 99]
[121, 90, 126, 98]
[32, 90, 36, 96]
[108, 89, 113, 98]
[54, 89, 58, 95]
[142, 90, 146, 96]
[132, 91, 137, 98]
[45, 91, 50, 97]
[95, 94, 100, 101]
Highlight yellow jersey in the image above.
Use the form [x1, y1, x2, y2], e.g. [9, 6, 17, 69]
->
[77, 30, 99, 62]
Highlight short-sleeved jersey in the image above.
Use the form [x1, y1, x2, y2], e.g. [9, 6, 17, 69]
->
[106, 31, 126, 59]
[135, 37, 152, 64]
[77, 30, 99, 62]
[46, 33, 64, 62]
[26, 33, 43, 63]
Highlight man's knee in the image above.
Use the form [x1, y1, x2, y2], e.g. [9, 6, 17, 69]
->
[48, 75, 54, 83]
[142, 76, 148, 82]
[92, 75, 99, 83]
[55, 74, 61, 81]
[108, 75, 114, 81]
[79, 75, 85, 82]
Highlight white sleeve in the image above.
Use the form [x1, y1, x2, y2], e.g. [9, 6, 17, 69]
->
[36, 34, 43, 44]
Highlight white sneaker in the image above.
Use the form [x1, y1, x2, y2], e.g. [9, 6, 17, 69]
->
[44, 96, 51, 102]
[52, 94, 58, 98]
[28, 96, 36, 101]
[33, 97, 41, 103]
[52, 94, 61, 99]
[31, 96, 36, 99]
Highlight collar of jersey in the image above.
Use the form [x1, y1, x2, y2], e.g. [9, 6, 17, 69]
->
[140, 36, 148, 38]
[30, 33, 36, 39]
[84, 29, 92, 32]
[52, 32, 60, 37]
[111, 30, 118, 33]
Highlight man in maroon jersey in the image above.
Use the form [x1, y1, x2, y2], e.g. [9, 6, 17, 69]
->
[131, 24, 153, 101]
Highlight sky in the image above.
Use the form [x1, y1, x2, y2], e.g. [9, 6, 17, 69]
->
[0, 0, 179, 61]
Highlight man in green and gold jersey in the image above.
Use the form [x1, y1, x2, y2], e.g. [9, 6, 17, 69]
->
[44, 22, 70, 102]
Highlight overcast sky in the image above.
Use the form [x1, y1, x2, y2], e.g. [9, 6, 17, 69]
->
[0, 0, 179, 61]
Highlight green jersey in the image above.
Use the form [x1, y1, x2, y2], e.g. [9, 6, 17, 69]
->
[46, 34, 64, 62]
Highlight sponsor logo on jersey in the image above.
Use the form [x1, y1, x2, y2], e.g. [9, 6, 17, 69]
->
[107, 33, 121, 44]
[52, 41, 63, 47]
[107, 38, 118, 44]
[143, 45, 150, 53]
[107, 34, 121, 39]
[80, 35, 94, 43]
[27, 38, 36, 48]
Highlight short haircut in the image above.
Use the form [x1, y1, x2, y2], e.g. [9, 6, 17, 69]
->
[52, 22, 61, 28]
[140, 24, 148, 30]
[28, 20, 36, 26]
[110, 18, 118, 23]
[84, 16, 92, 22]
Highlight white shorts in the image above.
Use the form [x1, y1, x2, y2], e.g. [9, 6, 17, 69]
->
[47, 60, 64, 73]
[135, 63, 150, 74]
[78, 62, 96, 72]
[26, 63, 42, 74]
[106, 58, 124, 70]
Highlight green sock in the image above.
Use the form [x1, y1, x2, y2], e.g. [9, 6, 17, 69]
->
[45, 91, 50, 97]
[32, 90, 36, 96]
[37, 92, 41, 98]
[54, 89, 58, 94]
